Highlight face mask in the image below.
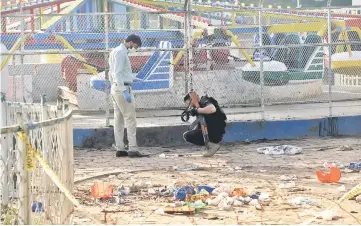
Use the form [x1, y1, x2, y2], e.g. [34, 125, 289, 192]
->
[128, 47, 137, 53]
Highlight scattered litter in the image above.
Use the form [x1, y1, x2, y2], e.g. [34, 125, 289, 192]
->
[91, 183, 113, 199]
[155, 208, 165, 215]
[249, 199, 259, 206]
[280, 175, 297, 181]
[323, 162, 337, 168]
[118, 186, 131, 196]
[198, 189, 210, 195]
[174, 166, 200, 171]
[249, 192, 260, 199]
[316, 167, 341, 183]
[232, 188, 247, 197]
[212, 185, 232, 196]
[356, 195, 361, 203]
[197, 186, 215, 194]
[159, 153, 179, 158]
[259, 193, 270, 201]
[257, 145, 302, 155]
[159, 186, 173, 197]
[255, 204, 262, 210]
[185, 194, 210, 203]
[234, 166, 242, 170]
[337, 185, 346, 192]
[147, 188, 157, 195]
[317, 210, 340, 221]
[218, 199, 233, 211]
[336, 145, 353, 152]
[279, 181, 296, 189]
[345, 162, 361, 170]
[174, 186, 195, 201]
[289, 197, 318, 208]
[164, 206, 195, 215]
[260, 169, 267, 173]
[233, 200, 244, 207]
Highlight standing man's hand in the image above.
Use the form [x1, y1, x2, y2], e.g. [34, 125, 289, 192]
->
[123, 90, 132, 103]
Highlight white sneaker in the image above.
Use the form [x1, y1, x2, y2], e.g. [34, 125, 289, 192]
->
[203, 142, 220, 157]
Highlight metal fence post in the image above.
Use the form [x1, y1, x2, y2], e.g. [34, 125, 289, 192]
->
[184, 2, 190, 93]
[104, 7, 111, 127]
[64, 109, 74, 224]
[1, 93, 9, 206]
[20, 4, 25, 103]
[40, 95, 51, 224]
[327, 8, 333, 117]
[15, 113, 30, 225]
[259, 9, 265, 120]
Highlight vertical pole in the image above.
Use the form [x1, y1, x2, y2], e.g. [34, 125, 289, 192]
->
[40, 95, 51, 224]
[184, 2, 189, 94]
[16, 113, 30, 225]
[65, 107, 74, 224]
[259, 10, 265, 120]
[327, 8, 332, 117]
[20, 1, 25, 103]
[104, 2, 110, 127]
[187, 1, 193, 92]
[1, 93, 9, 206]
[30, 9, 35, 32]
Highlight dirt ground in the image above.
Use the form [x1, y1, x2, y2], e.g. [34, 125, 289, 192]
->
[72, 137, 361, 225]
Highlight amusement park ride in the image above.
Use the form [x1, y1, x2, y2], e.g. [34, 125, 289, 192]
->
[1, 0, 361, 96]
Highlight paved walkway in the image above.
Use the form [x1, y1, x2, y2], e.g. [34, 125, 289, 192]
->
[72, 100, 361, 128]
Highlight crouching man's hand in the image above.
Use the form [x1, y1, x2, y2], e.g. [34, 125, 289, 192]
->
[190, 108, 199, 117]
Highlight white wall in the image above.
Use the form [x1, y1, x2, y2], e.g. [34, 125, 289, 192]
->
[353, 0, 361, 5]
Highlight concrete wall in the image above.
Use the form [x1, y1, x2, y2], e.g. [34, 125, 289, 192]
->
[8, 63, 323, 108]
[73, 115, 361, 148]
[77, 69, 323, 110]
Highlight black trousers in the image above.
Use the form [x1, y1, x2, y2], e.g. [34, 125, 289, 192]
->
[183, 129, 222, 146]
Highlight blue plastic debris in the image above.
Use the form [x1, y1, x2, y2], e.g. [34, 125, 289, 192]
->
[174, 186, 195, 201]
[197, 186, 215, 194]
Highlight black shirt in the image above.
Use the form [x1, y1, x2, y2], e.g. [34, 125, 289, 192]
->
[199, 96, 227, 140]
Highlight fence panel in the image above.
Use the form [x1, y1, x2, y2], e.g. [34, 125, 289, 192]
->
[0, 97, 74, 225]
[2, 8, 361, 115]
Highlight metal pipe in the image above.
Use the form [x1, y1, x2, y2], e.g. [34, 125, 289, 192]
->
[327, 8, 332, 118]
[259, 5, 265, 120]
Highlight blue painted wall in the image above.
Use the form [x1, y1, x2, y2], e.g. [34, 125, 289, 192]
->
[73, 115, 361, 147]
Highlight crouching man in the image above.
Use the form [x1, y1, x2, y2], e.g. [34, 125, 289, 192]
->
[182, 91, 227, 157]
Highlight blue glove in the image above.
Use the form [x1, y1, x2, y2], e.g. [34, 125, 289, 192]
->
[123, 90, 132, 103]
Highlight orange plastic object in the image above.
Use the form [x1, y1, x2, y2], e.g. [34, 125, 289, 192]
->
[316, 167, 341, 183]
[90, 183, 114, 199]
[232, 188, 247, 197]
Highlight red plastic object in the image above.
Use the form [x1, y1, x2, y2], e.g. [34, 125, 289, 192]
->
[316, 167, 341, 183]
[90, 183, 113, 199]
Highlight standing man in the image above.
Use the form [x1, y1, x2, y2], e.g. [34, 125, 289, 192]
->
[109, 34, 145, 157]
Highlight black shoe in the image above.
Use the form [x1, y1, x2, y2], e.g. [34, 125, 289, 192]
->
[128, 151, 149, 158]
[116, 151, 129, 157]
